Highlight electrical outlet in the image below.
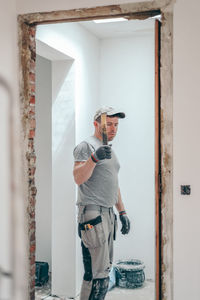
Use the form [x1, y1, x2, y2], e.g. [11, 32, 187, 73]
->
[181, 185, 191, 195]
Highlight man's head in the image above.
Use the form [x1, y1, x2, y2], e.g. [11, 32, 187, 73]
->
[93, 106, 125, 141]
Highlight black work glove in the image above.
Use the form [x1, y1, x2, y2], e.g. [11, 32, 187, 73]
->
[119, 211, 130, 235]
[91, 145, 111, 163]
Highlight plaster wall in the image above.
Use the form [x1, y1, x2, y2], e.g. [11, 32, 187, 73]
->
[51, 59, 76, 297]
[0, 1, 28, 299]
[16, 0, 150, 14]
[36, 22, 100, 297]
[35, 55, 52, 269]
[36, 23, 99, 144]
[173, 1, 200, 299]
[99, 32, 155, 280]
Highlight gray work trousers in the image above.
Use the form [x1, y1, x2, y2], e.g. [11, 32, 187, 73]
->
[78, 205, 117, 300]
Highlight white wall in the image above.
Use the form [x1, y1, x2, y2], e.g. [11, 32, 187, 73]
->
[0, 1, 28, 299]
[36, 23, 100, 144]
[16, 0, 150, 14]
[35, 55, 52, 269]
[52, 59, 76, 297]
[99, 32, 155, 279]
[173, 1, 200, 300]
[36, 23, 100, 297]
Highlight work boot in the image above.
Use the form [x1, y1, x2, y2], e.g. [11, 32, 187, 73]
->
[89, 277, 109, 300]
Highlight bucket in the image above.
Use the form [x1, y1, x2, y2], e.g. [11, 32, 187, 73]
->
[114, 259, 145, 289]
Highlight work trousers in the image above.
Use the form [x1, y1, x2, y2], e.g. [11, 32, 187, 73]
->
[78, 205, 117, 300]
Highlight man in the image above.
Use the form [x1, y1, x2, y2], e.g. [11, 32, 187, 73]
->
[73, 106, 130, 300]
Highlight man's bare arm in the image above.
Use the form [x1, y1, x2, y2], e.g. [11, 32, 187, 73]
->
[115, 188, 125, 212]
[73, 158, 96, 185]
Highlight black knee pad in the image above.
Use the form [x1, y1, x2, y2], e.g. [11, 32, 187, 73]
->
[81, 241, 93, 281]
[89, 277, 109, 300]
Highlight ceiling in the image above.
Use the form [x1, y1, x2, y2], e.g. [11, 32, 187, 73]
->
[36, 18, 157, 60]
[78, 18, 155, 39]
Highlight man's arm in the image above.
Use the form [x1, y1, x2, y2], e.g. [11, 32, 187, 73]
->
[73, 144, 112, 185]
[115, 188, 125, 212]
[73, 158, 96, 185]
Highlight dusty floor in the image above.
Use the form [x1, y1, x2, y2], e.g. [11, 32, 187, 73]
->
[35, 279, 155, 300]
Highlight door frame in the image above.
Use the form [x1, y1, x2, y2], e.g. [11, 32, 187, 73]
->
[18, 2, 173, 300]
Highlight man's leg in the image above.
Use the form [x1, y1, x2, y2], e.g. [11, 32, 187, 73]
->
[89, 277, 109, 300]
[79, 210, 112, 300]
[79, 242, 93, 300]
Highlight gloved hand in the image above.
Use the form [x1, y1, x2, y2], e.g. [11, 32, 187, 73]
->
[119, 211, 130, 235]
[91, 145, 111, 163]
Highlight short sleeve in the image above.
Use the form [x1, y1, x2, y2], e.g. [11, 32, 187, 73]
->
[73, 141, 94, 162]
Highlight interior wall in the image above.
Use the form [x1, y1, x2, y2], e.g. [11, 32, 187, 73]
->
[0, 80, 12, 299]
[36, 22, 100, 297]
[16, 0, 147, 14]
[35, 55, 52, 269]
[173, 1, 200, 299]
[51, 59, 76, 297]
[0, 8, 17, 293]
[36, 22, 100, 144]
[99, 31, 155, 279]
[0, 1, 28, 299]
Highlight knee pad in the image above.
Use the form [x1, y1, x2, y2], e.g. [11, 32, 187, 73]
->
[89, 277, 109, 300]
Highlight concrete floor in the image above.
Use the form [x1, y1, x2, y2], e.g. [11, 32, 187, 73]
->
[35, 279, 155, 300]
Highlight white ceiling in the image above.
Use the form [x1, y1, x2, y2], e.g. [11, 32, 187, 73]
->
[36, 18, 156, 60]
[78, 18, 155, 39]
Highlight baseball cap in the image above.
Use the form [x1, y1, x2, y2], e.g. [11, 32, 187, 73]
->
[94, 106, 125, 121]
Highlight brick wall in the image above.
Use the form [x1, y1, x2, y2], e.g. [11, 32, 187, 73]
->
[19, 23, 37, 300]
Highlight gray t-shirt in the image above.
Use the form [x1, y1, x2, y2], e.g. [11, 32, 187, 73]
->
[73, 135, 120, 207]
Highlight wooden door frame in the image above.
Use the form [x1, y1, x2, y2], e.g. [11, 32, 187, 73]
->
[18, 2, 173, 300]
[155, 19, 161, 300]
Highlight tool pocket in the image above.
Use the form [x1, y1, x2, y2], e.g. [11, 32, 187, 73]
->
[113, 214, 118, 240]
[79, 215, 106, 249]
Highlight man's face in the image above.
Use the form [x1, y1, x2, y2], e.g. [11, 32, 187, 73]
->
[95, 116, 119, 141]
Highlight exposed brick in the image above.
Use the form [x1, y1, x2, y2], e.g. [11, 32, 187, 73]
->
[30, 96, 35, 105]
[29, 129, 35, 139]
[29, 211, 35, 218]
[30, 186, 37, 196]
[30, 119, 36, 130]
[30, 255, 35, 265]
[30, 156, 36, 165]
[28, 140, 34, 152]
[30, 244, 35, 254]
[29, 106, 35, 115]
[30, 60, 35, 73]
[31, 50, 36, 61]
[30, 265, 35, 276]
[30, 221, 36, 230]
[29, 27, 36, 37]
[30, 279, 35, 290]
[30, 232, 35, 242]
[30, 84, 35, 94]
[29, 72, 35, 82]
[29, 167, 36, 176]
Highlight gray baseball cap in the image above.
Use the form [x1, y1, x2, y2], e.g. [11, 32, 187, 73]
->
[94, 106, 125, 121]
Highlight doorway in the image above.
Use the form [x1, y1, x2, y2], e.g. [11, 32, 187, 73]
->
[35, 17, 156, 299]
[18, 3, 173, 300]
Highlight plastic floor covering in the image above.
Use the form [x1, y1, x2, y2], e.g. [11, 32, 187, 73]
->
[35, 279, 155, 300]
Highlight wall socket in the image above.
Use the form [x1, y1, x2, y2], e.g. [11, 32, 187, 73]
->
[181, 185, 191, 195]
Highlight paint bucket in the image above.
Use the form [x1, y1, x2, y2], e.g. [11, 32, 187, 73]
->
[114, 259, 145, 289]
